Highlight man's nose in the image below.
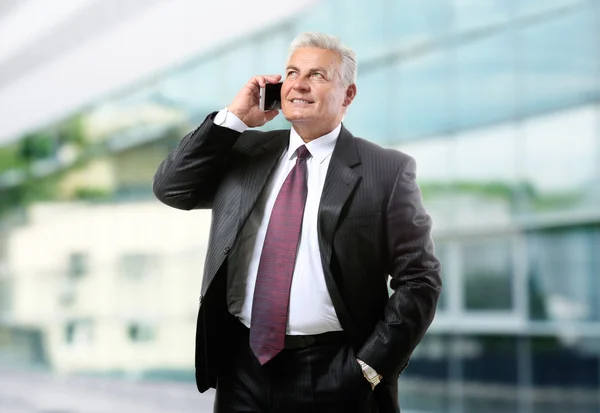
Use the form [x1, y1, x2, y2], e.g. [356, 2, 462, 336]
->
[292, 77, 310, 92]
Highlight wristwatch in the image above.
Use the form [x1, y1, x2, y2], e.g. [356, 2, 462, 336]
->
[357, 359, 380, 388]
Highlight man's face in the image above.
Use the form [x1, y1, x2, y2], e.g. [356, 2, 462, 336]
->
[281, 47, 353, 128]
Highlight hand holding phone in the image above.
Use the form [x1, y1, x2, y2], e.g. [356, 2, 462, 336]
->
[227, 74, 281, 128]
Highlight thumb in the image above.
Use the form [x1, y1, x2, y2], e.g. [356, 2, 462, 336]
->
[264, 109, 279, 122]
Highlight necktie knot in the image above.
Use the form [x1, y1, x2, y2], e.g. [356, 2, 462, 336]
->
[296, 145, 311, 161]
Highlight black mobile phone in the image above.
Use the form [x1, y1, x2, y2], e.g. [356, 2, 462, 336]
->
[259, 82, 282, 111]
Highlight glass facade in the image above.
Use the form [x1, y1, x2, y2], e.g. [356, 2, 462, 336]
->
[1, 0, 599, 412]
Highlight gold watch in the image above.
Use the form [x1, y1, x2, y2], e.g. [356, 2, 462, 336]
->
[357, 359, 380, 387]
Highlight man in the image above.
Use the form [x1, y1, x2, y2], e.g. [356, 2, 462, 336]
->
[153, 32, 441, 413]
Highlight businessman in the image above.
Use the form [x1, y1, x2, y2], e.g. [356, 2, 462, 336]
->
[153, 32, 441, 413]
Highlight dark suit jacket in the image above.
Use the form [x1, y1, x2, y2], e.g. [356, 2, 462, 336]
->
[152, 112, 442, 413]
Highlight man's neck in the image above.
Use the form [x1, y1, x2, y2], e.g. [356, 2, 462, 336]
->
[292, 121, 340, 143]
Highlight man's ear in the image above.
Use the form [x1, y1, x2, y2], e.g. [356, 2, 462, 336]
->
[343, 84, 357, 107]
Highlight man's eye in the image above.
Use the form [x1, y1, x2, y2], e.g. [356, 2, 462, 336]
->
[287, 71, 297, 77]
[311, 73, 324, 79]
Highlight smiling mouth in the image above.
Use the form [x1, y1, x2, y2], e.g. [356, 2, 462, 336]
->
[290, 99, 313, 104]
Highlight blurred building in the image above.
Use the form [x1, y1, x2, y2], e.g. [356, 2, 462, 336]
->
[0, 1, 599, 412]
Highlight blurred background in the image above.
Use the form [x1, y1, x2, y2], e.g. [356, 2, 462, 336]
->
[0, 0, 599, 412]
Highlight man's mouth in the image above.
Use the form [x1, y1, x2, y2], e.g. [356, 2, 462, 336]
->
[290, 98, 313, 104]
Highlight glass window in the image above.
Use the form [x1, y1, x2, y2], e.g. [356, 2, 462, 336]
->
[516, 0, 582, 16]
[460, 335, 519, 413]
[530, 336, 599, 394]
[528, 226, 600, 322]
[450, 124, 519, 228]
[0, 277, 12, 316]
[519, 6, 598, 115]
[127, 323, 156, 343]
[451, 0, 512, 32]
[385, 0, 452, 49]
[222, 44, 259, 108]
[156, 57, 225, 123]
[119, 253, 161, 280]
[454, 30, 516, 129]
[394, 51, 451, 140]
[64, 319, 93, 346]
[462, 238, 514, 311]
[344, 66, 391, 144]
[520, 106, 598, 215]
[335, 0, 387, 61]
[292, 0, 338, 37]
[401, 334, 451, 412]
[396, 136, 454, 230]
[68, 252, 89, 278]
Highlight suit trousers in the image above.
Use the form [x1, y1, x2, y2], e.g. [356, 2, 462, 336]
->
[214, 315, 376, 413]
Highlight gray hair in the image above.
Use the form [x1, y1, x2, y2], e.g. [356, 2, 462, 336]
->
[287, 32, 357, 87]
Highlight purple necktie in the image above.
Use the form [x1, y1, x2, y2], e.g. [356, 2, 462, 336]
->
[250, 145, 311, 365]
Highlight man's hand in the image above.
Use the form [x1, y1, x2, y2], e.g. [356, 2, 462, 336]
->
[227, 74, 282, 128]
[356, 359, 383, 390]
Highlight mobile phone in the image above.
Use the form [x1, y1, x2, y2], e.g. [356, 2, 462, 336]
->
[259, 82, 282, 111]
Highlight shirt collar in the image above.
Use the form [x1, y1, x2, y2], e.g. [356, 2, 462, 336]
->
[286, 123, 341, 164]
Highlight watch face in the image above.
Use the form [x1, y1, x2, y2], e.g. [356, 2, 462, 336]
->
[366, 371, 378, 380]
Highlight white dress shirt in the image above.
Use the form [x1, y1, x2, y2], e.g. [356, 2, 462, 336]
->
[215, 108, 343, 335]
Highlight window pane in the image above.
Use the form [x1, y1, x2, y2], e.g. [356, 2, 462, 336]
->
[460, 335, 519, 413]
[394, 51, 451, 139]
[454, 31, 516, 129]
[528, 226, 600, 322]
[396, 137, 454, 230]
[344, 67, 390, 144]
[520, 106, 599, 215]
[386, 0, 452, 49]
[450, 124, 519, 228]
[336, 0, 387, 61]
[520, 7, 598, 115]
[451, 0, 512, 32]
[516, 0, 582, 16]
[463, 239, 514, 311]
[530, 336, 599, 412]
[401, 334, 451, 412]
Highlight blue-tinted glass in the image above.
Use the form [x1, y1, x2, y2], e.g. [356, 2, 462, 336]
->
[386, 0, 452, 48]
[155, 57, 225, 124]
[460, 336, 520, 413]
[394, 51, 451, 139]
[462, 239, 514, 311]
[344, 67, 390, 144]
[530, 336, 600, 396]
[450, 124, 519, 227]
[520, 6, 598, 115]
[400, 334, 451, 412]
[454, 31, 516, 129]
[528, 226, 600, 322]
[520, 107, 598, 215]
[516, 0, 581, 16]
[222, 44, 259, 105]
[396, 137, 455, 230]
[335, 0, 387, 61]
[292, 0, 338, 35]
[451, 0, 512, 31]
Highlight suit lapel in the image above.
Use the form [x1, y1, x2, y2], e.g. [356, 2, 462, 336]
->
[318, 125, 361, 267]
[237, 130, 289, 233]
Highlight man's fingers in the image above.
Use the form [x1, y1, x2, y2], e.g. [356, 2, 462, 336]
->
[249, 74, 281, 88]
[264, 110, 279, 122]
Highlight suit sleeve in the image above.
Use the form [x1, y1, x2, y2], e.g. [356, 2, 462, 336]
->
[356, 155, 442, 378]
[152, 112, 242, 210]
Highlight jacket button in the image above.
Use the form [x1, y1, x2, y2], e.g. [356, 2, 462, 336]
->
[223, 246, 231, 255]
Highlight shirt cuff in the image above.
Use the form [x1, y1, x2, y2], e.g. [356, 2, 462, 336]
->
[213, 108, 248, 133]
